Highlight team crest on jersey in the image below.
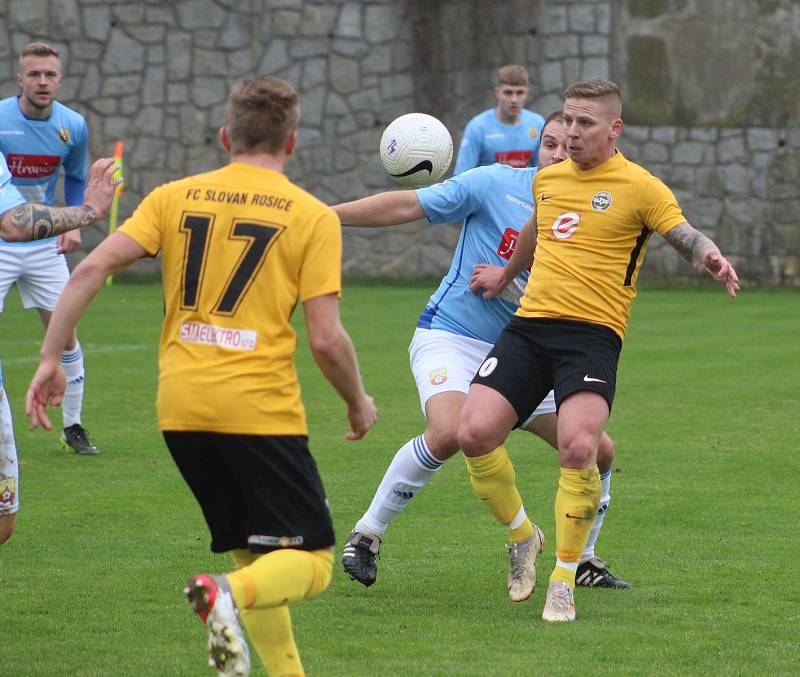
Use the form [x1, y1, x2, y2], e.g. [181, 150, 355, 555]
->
[591, 191, 612, 211]
[429, 367, 447, 386]
[0, 477, 16, 508]
[550, 212, 580, 240]
[529, 127, 538, 139]
[58, 128, 71, 145]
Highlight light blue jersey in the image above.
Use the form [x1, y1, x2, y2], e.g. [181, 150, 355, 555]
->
[0, 153, 26, 217]
[0, 96, 88, 247]
[415, 163, 536, 344]
[454, 108, 545, 175]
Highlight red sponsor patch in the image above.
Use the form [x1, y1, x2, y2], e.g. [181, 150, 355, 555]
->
[497, 227, 519, 260]
[6, 153, 60, 178]
[493, 150, 533, 168]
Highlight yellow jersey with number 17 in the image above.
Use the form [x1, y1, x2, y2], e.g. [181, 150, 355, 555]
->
[119, 162, 342, 436]
[519, 151, 686, 339]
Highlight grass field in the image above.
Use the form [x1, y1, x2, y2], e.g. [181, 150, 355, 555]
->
[1, 281, 798, 676]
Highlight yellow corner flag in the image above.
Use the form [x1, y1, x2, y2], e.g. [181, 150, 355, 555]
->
[105, 141, 125, 286]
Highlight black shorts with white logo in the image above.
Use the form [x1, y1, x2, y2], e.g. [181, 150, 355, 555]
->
[472, 316, 622, 426]
[163, 431, 335, 554]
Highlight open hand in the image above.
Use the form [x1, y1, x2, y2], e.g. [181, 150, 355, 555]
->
[25, 359, 66, 430]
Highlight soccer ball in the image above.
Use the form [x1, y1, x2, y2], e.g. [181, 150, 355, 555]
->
[379, 113, 453, 187]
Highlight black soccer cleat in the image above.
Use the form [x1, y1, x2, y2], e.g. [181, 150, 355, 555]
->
[575, 556, 631, 589]
[341, 531, 381, 587]
[62, 424, 100, 456]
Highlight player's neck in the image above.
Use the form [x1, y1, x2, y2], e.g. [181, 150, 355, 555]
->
[17, 96, 53, 120]
[228, 152, 287, 174]
[573, 147, 618, 172]
[495, 107, 520, 125]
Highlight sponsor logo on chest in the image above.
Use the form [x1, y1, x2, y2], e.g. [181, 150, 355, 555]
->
[543, 190, 614, 240]
[6, 153, 61, 178]
[494, 150, 532, 168]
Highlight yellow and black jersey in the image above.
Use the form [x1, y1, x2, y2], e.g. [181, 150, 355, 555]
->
[520, 151, 686, 339]
[119, 163, 341, 435]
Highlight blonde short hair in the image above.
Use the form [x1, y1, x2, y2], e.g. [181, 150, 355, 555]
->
[19, 42, 60, 69]
[564, 78, 622, 110]
[224, 76, 300, 154]
[495, 65, 529, 87]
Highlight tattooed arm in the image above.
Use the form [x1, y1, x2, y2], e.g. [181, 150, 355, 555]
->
[663, 222, 740, 298]
[0, 158, 121, 243]
[2, 203, 100, 242]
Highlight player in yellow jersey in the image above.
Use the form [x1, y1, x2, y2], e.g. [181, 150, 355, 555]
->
[25, 76, 378, 676]
[464, 78, 738, 623]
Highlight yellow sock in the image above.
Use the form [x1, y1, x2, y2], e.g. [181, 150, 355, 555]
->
[550, 466, 600, 588]
[226, 549, 332, 676]
[465, 446, 533, 542]
[227, 548, 333, 609]
[240, 605, 304, 677]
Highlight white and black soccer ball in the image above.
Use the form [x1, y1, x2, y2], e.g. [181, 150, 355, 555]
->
[379, 113, 453, 187]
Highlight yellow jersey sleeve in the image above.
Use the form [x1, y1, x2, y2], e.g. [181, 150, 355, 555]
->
[118, 183, 168, 255]
[635, 172, 686, 237]
[298, 207, 342, 302]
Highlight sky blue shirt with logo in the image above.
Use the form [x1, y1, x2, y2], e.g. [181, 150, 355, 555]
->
[415, 163, 536, 344]
[0, 96, 88, 247]
[454, 108, 546, 175]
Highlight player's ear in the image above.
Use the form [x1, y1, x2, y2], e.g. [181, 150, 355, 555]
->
[218, 127, 230, 152]
[285, 131, 297, 156]
[610, 118, 624, 140]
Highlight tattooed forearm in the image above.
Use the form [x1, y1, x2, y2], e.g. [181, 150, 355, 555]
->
[3, 203, 99, 242]
[663, 222, 719, 271]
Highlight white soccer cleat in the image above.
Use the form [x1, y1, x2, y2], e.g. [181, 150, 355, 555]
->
[541, 580, 576, 622]
[185, 574, 251, 676]
[506, 524, 545, 603]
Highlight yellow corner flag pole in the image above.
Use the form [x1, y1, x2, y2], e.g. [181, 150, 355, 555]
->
[105, 140, 125, 286]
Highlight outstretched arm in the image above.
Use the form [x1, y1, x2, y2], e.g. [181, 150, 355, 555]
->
[470, 213, 537, 298]
[303, 293, 378, 440]
[663, 222, 739, 298]
[26, 231, 146, 429]
[333, 190, 424, 227]
[0, 158, 120, 243]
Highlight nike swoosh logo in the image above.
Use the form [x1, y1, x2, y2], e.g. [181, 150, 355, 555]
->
[390, 160, 433, 177]
[540, 194, 553, 201]
[565, 513, 593, 520]
[583, 375, 606, 383]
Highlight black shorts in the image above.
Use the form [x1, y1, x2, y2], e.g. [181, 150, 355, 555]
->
[163, 431, 335, 554]
[472, 316, 622, 426]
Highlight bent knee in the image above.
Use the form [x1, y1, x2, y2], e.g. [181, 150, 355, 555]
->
[423, 425, 459, 459]
[457, 419, 502, 456]
[596, 434, 615, 469]
[559, 434, 598, 467]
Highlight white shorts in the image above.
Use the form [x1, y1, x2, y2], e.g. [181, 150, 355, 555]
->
[408, 327, 556, 425]
[0, 389, 19, 516]
[0, 242, 70, 312]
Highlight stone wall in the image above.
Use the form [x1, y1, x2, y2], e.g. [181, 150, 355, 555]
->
[0, 0, 797, 284]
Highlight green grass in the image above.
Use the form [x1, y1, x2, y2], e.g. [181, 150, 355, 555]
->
[1, 282, 798, 675]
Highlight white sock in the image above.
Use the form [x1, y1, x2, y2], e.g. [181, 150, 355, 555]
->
[355, 434, 443, 538]
[60, 343, 84, 429]
[581, 469, 612, 561]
